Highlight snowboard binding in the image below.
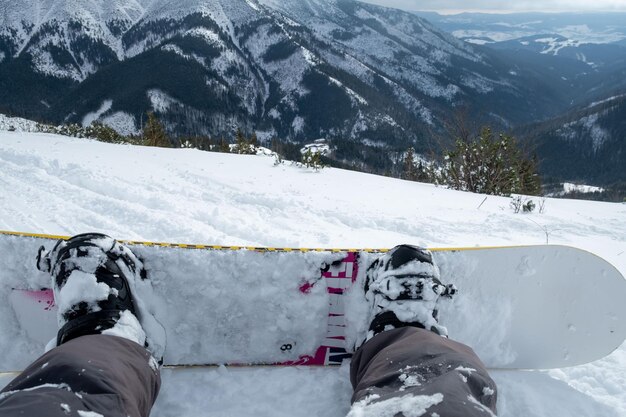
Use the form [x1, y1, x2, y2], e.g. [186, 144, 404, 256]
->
[36, 233, 164, 362]
[364, 245, 457, 341]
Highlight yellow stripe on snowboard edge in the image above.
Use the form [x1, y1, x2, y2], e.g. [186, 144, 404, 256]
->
[0, 230, 528, 253]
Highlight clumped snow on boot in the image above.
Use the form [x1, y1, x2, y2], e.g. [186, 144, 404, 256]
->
[364, 244, 457, 342]
[37, 233, 166, 361]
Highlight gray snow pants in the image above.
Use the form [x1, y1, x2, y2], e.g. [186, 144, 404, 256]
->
[350, 326, 498, 416]
[0, 329, 496, 417]
[0, 335, 160, 417]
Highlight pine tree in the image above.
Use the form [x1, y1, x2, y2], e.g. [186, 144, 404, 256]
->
[234, 128, 245, 154]
[143, 113, 170, 148]
[249, 132, 258, 148]
[403, 148, 417, 181]
[415, 161, 431, 182]
[233, 128, 256, 154]
[219, 136, 230, 153]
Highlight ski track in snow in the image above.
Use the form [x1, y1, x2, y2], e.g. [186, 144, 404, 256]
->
[1, 132, 625, 416]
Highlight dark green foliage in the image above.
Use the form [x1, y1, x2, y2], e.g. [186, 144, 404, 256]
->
[234, 17, 275, 44]
[143, 112, 171, 148]
[0, 53, 73, 119]
[85, 122, 127, 144]
[0, 33, 18, 56]
[233, 128, 256, 154]
[30, 121, 139, 145]
[400, 148, 432, 183]
[271, 139, 302, 162]
[262, 39, 299, 62]
[52, 46, 244, 130]
[434, 127, 541, 196]
[235, 128, 247, 153]
[325, 139, 402, 176]
[107, 19, 129, 38]
[361, 18, 390, 36]
[297, 60, 429, 148]
[298, 70, 354, 134]
[301, 148, 326, 170]
[176, 34, 223, 60]
[70, 36, 118, 67]
[122, 17, 180, 49]
[218, 137, 231, 153]
[45, 44, 75, 68]
[517, 95, 626, 186]
[330, 29, 356, 41]
[402, 148, 418, 181]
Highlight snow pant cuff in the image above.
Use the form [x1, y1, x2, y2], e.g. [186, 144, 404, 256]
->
[0, 334, 161, 417]
[350, 326, 497, 416]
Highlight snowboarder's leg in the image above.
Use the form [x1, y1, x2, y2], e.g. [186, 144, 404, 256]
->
[349, 326, 497, 416]
[0, 233, 165, 417]
[349, 244, 497, 416]
[0, 334, 160, 417]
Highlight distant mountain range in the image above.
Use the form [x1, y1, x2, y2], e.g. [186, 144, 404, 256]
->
[415, 12, 626, 45]
[416, 11, 626, 187]
[0, 2, 625, 186]
[0, 1, 618, 143]
[516, 94, 626, 186]
[0, 0, 532, 148]
[417, 12, 626, 99]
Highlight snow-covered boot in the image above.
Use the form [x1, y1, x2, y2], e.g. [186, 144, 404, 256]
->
[36, 233, 166, 362]
[364, 244, 456, 342]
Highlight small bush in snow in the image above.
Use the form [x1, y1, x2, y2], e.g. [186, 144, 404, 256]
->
[510, 196, 537, 214]
[33, 121, 137, 145]
[85, 122, 127, 144]
[301, 148, 326, 171]
[433, 127, 541, 196]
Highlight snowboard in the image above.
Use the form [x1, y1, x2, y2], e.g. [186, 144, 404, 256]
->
[1, 230, 625, 373]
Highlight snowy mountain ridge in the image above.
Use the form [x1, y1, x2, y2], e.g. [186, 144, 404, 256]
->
[0, 0, 566, 148]
[515, 93, 626, 185]
[1, 0, 481, 86]
[0, 0, 264, 71]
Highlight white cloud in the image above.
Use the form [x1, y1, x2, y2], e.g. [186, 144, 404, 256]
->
[360, 0, 626, 13]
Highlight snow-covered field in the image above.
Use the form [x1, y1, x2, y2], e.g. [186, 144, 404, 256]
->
[0, 132, 625, 416]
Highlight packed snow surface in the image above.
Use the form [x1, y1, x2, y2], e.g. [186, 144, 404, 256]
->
[1, 132, 625, 416]
[0, 114, 40, 132]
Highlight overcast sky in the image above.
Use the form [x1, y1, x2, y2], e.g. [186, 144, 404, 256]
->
[360, 0, 626, 13]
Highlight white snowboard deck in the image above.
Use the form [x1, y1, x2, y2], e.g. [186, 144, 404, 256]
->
[1, 233, 625, 371]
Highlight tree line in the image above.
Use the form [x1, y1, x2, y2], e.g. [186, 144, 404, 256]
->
[34, 112, 543, 196]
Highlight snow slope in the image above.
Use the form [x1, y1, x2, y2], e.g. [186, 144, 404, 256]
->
[0, 132, 625, 416]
